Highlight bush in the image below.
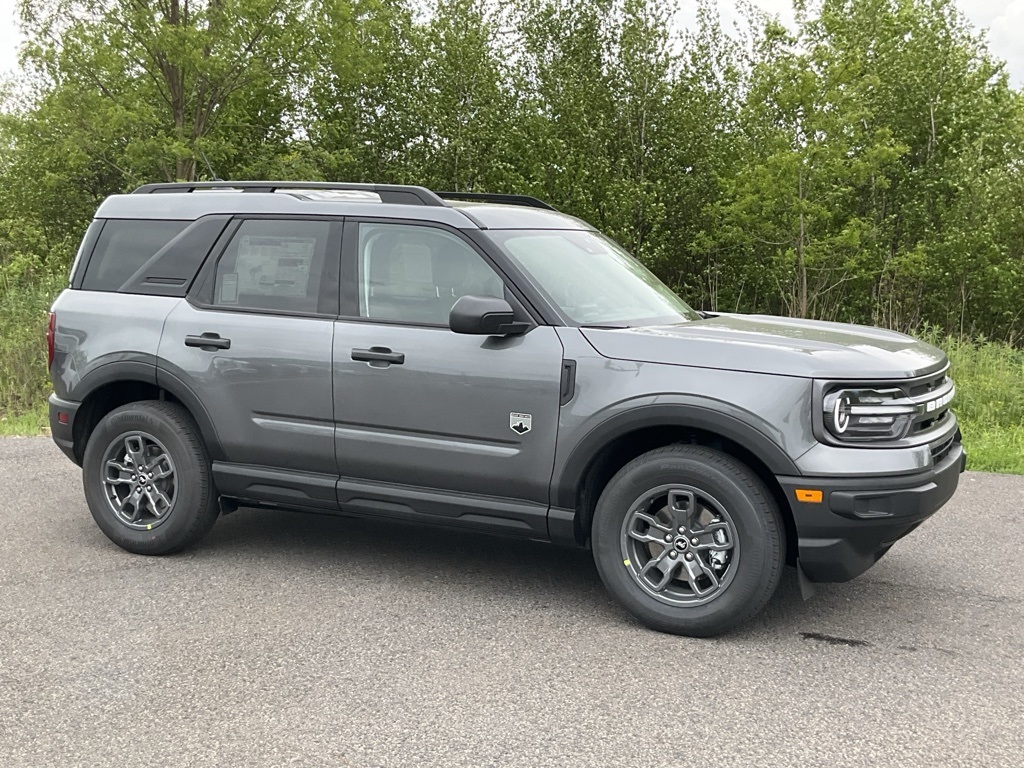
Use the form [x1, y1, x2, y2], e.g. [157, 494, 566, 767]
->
[0, 270, 64, 430]
[934, 335, 1024, 474]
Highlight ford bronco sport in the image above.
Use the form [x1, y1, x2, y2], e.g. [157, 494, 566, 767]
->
[48, 181, 965, 636]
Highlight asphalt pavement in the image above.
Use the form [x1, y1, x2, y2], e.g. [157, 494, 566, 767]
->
[1, 436, 1021, 767]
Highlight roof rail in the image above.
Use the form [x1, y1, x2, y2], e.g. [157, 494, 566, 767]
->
[131, 181, 447, 207]
[435, 191, 556, 211]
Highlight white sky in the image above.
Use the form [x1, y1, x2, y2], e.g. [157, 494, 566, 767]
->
[0, 0, 1021, 85]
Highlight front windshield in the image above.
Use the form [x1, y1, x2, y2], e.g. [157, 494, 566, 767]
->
[491, 229, 700, 326]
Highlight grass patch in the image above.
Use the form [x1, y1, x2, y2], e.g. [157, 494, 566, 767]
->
[0, 402, 49, 437]
[931, 334, 1024, 475]
[959, 426, 1024, 474]
[0, 270, 63, 426]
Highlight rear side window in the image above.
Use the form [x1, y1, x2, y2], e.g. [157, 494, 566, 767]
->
[81, 219, 188, 292]
[68, 221, 104, 288]
[211, 219, 339, 315]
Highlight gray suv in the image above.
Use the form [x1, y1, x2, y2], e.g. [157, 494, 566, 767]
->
[48, 181, 964, 636]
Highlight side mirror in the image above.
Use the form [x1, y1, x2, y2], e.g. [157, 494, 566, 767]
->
[449, 295, 529, 336]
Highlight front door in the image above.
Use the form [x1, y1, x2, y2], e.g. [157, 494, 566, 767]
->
[332, 220, 564, 534]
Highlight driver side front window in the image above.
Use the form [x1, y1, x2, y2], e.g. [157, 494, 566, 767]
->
[357, 223, 504, 325]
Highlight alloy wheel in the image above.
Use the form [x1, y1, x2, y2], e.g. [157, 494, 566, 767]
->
[619, 484, 739, 606]
[100, 431, 177, 530]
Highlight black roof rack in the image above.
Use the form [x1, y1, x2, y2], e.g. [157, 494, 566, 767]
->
[434, 191, 556, 211]
[131, 181, 446, 207]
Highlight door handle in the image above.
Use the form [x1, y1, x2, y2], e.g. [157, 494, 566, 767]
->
[351, 346, 405, 365]
[185, 333, 231, 350]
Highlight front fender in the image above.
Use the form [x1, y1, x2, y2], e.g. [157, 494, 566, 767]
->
[551, 397, 804, 510]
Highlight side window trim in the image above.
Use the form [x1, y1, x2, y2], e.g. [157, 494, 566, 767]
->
[190, 218, 243, 306]
[339, 219, 360, 318]
[188, 215, 343, 319]
[70, 220, 106, 290]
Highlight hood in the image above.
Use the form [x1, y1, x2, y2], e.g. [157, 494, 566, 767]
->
[581, 314, 947, 380]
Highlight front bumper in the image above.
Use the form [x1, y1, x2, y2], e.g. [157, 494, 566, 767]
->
[777, 441, 965, 582]
[48, 393, 80, 464]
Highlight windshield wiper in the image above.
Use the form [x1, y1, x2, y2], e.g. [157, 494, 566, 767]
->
[579, 323, 630, 329]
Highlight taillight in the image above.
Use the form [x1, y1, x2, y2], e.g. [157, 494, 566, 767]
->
[46, 312, 56, 369]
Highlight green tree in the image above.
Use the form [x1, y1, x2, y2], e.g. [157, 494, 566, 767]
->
[18, 0, 311, 182]
[407, 0, 525, 190]
[307, 0, 420, 182]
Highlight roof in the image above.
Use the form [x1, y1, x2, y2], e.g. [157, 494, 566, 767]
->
[446, 201, 592, 230]
[92, 182, 594, 230]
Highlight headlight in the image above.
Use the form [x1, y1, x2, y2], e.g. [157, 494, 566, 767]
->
[823, 388, 919, 441]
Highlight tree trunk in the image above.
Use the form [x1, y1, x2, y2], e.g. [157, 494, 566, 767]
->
[797, 167, 808, 318]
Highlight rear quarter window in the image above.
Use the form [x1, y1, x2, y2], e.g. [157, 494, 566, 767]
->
[81, 219, 189, 292]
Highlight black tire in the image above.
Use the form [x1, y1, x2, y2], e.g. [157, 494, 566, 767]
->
[82, 400, 218, 555]
[591, 445, 784, 637]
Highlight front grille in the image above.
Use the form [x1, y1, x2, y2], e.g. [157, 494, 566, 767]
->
[930, 434, 955, 463]
[908, 375, 947, 398]
[911, 408, 952, 435]
[905, 372, 955, 437]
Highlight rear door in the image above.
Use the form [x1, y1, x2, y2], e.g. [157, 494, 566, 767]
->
[158, 217, 342, 507]
[331, 220, 564, 536]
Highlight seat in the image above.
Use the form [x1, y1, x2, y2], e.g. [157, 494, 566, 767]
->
[365, 231, 439, 323]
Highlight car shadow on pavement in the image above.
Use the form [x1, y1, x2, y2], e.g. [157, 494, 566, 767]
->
[191, 505, 891, 638]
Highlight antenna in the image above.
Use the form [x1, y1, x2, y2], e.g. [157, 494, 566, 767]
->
[198, 149, 222, 181]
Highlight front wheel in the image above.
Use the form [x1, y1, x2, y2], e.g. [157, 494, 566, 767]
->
[82, 400, 219, 555]
[592, 445, 784, 637]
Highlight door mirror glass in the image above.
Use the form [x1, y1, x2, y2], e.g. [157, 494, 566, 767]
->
[449, 296, 527, 336]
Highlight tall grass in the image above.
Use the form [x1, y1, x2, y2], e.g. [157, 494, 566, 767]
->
[0, 272, 64, 433]
[931, 334, 1024, 474]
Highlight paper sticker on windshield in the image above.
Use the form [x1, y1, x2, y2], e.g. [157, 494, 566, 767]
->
[510, 412, 532, 435]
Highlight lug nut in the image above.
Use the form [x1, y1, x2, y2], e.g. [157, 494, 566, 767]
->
[131, 475, 136, 481]
[664, 535, 672, 542]
[685, 553, 694, 561]
[678, 526, 686, 533]
[669, 552, 677, 559]
[691, 537, 699, 545]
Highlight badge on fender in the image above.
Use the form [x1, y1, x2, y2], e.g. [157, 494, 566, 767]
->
[509, 412, 532, 435]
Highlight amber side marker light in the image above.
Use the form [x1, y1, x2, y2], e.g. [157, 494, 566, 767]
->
[795, 489, 823, 503]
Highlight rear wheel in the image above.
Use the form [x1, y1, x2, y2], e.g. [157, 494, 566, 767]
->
[592, 445, 784, 637]
[82, 400, 218, 554]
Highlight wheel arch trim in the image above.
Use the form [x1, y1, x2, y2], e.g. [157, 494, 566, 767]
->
[70, 361, 225, 463]
[552, 401, 802, 509]
[154, 369, 226, 462]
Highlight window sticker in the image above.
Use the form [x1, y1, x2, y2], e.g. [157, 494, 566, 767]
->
[234, 235, 316, 297]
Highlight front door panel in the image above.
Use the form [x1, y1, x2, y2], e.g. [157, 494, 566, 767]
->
[332, 323, 564, 505]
